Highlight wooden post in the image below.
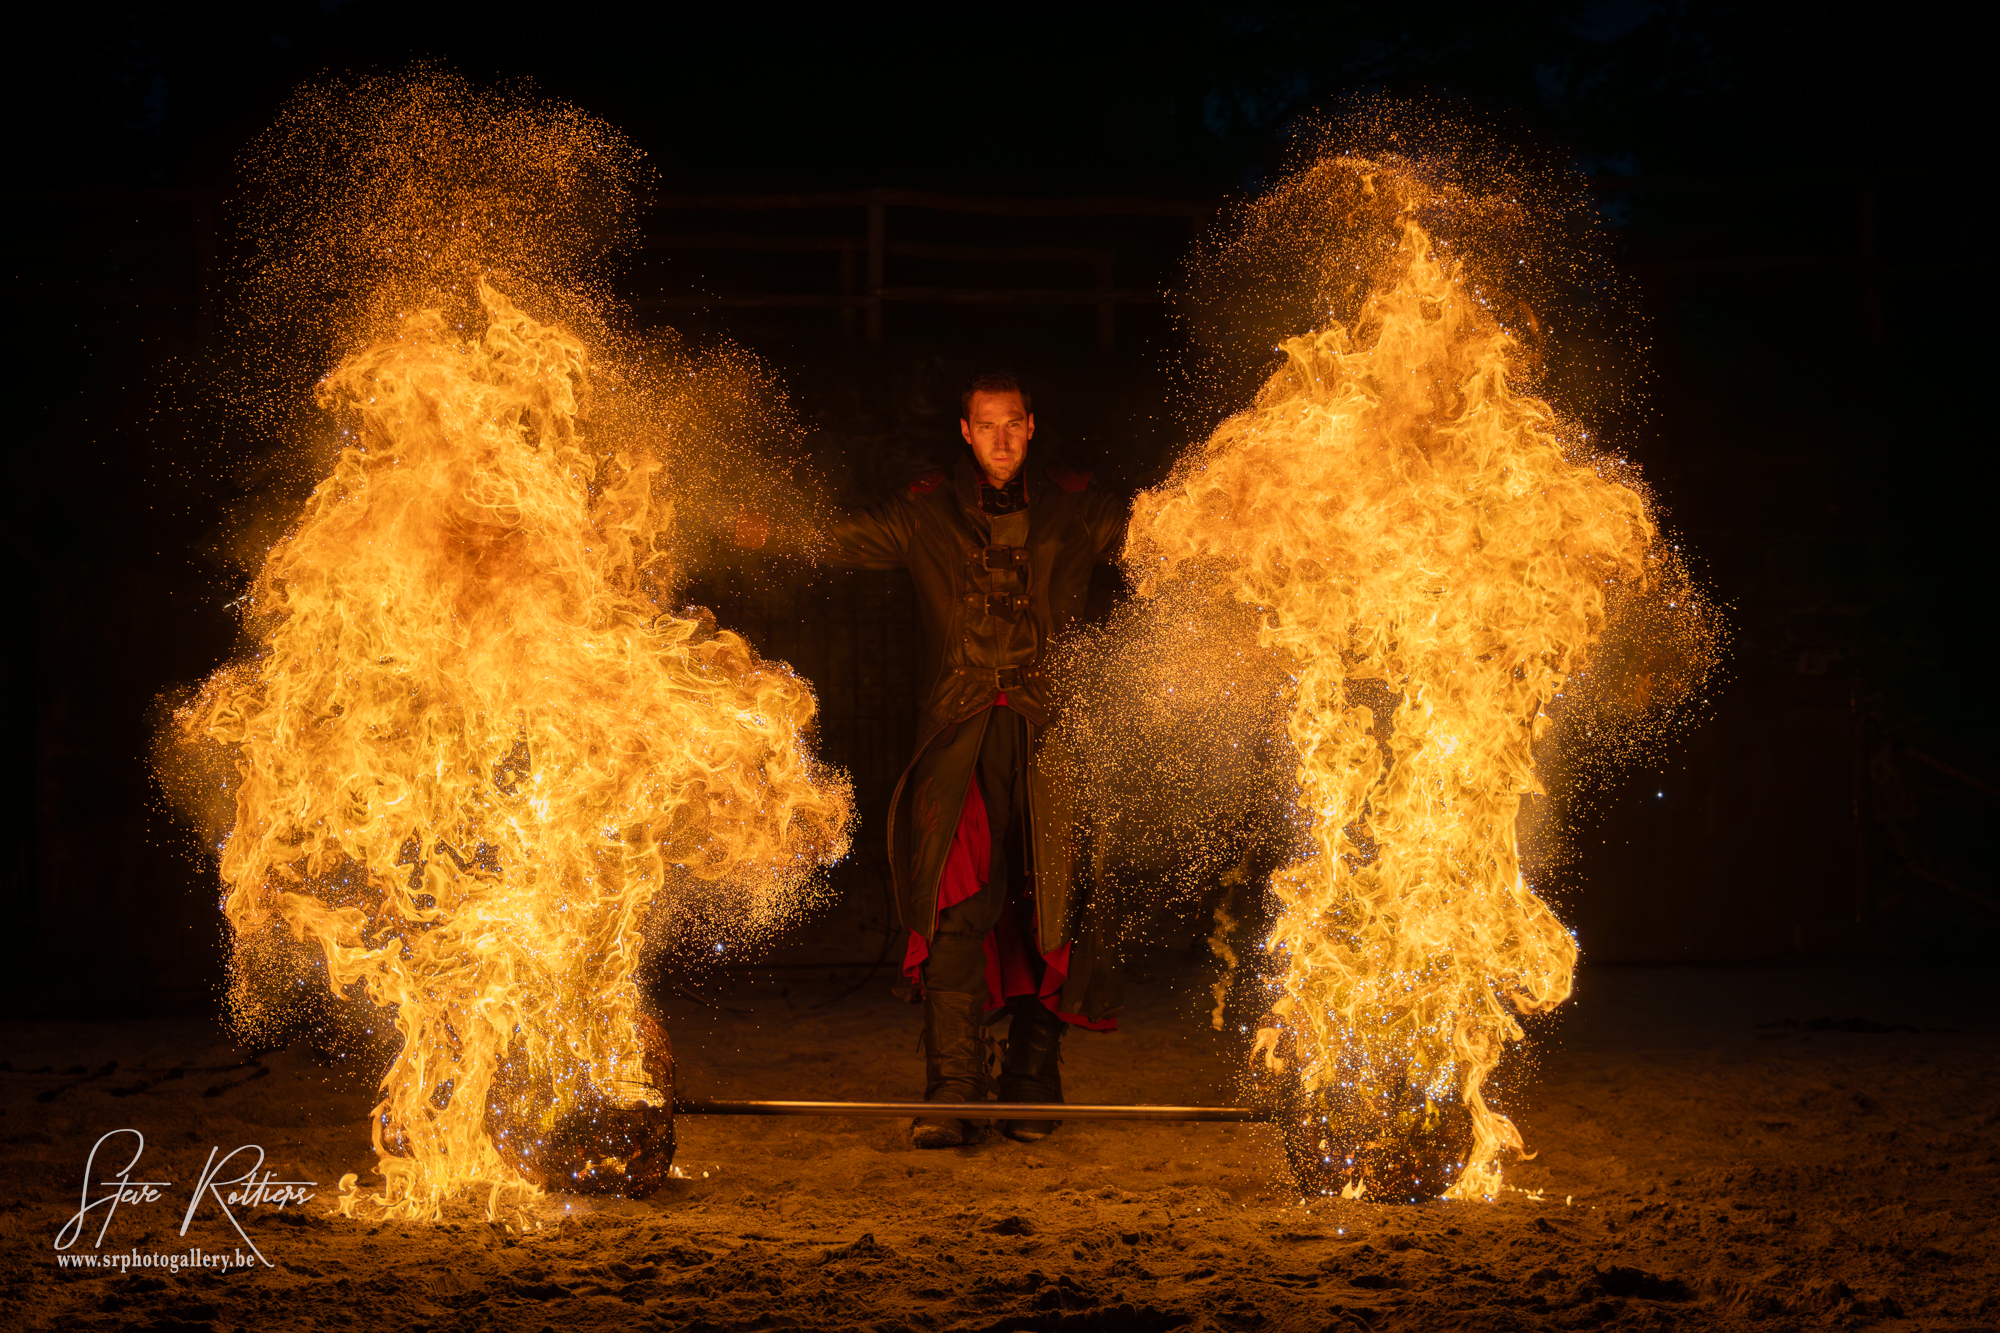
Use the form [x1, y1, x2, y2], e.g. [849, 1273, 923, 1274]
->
[1858, 178, 1886, 347]
[839, 246, 857, 345]
[865, 195, 886, 346]
[1850, 676, 1870, 934]
[194, 191, 217, 352]
[1094, 253, 1115, 356]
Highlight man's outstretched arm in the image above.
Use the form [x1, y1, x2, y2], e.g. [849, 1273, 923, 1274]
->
[824, 495, 916, 569]
[820, 470, 950, 568]
[1083, 481, 1131, 566]
[734, 487, 921, 568]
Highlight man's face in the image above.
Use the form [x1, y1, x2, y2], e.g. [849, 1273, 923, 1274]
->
[960, 390, 1034, 487]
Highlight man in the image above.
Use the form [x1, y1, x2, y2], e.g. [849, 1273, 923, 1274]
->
[824, 372, 1128, 1148]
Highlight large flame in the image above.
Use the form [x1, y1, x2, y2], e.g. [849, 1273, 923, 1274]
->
[176, 280, 850, 1220]
[1129, 177, 1667, 1200]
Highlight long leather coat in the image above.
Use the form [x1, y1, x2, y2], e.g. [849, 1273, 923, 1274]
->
[828, 455, 1126, 1018]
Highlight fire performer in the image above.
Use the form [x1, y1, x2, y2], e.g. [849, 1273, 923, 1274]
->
[743, 373, 1127, 1148]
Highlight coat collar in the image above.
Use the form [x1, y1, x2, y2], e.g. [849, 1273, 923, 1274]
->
[954, 453, 1032, 516]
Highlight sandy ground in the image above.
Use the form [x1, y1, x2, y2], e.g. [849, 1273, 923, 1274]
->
[2, 954, 1996, 1333]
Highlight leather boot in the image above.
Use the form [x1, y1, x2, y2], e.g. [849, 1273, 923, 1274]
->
[998, 999, 1065, 1142]
[910, 989, 992, 1149]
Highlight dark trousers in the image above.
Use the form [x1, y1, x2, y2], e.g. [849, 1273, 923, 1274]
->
[922, 707, 1037, 1000]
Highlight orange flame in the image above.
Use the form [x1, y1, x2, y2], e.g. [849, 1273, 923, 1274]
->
[1129, 168, 1667, 1200]
[177, 280, 850, 1220]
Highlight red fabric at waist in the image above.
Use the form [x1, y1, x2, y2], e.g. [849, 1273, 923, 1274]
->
[934, 764, 989, 913]
[906, 702, 1115, 1032]
[933, 695, 1007, 914]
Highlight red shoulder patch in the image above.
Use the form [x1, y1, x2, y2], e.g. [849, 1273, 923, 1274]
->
[1046, 465, 1092, 493]
[906, 470, 947, 496]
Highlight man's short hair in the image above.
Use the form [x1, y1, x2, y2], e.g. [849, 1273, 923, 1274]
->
[961, 371, 1032, 421]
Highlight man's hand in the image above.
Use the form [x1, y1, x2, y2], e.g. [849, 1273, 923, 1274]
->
[733, 508, 770, 550]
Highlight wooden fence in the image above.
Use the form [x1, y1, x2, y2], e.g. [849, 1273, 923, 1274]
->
[12, 173, 1977, 353]
[634, 188, 1213, 351]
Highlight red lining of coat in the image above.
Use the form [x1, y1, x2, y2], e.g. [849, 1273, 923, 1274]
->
[900, 698, 1116, 1031]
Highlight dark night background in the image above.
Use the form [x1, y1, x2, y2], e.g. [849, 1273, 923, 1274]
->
[3, 2, 1992, 1017]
